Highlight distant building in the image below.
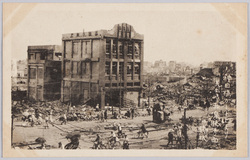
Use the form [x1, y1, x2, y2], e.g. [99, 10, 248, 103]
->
[153, 60, 167, 74]
[27, 45, 62, 101]
[169, 61, 176, 73]
[61, 23, 144, 108]
[143, 61, 153, 74]
[11, 60, 28, 91]
[154, 60, 167, 68]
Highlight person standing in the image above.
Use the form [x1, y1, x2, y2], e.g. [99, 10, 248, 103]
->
[96, 104, 99, 112]
[206, 99, 210, 111]
[104, 109, 108, 122]
[44, 114, 49, 129]
[176, 128, 182, 148]
[61, 113, 67, 125]
[49, 109, 53, 123]
[100, 110, 104, 122]
[123, 135, 129, 149]
[232, 119, 236, 131]
[196, 127, 200, 148]
[131, 108, 135, 119]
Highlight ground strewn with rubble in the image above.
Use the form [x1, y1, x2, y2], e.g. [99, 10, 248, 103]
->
[12, 101, 236, 150]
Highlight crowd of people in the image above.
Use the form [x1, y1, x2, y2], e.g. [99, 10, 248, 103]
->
[165, 107, 235, 149]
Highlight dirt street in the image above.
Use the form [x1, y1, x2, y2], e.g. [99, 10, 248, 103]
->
[13, 104, 236, 150]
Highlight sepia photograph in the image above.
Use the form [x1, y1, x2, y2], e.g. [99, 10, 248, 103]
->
[2, 2, 248, 157]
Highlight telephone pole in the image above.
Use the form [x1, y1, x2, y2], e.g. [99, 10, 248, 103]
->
[183, 108, 188, 149]
[148, 75, 151, 107]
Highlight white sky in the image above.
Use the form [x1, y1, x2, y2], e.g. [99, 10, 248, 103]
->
[7, 3, 242, 66]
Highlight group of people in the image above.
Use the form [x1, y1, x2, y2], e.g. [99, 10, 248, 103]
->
[93, 123, 130, 149]
[93, 123, 149, 149]
[97, 109, 108, 122]
[165, 107, 233, 149]
[21, 109, 54, 129]
[124, 107, 135, 119]
[166, 123, 186, 148]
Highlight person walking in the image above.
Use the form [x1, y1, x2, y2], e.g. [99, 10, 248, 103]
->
[166, 129, 174, 148]
[61, 113, 67, 125]
[44, 114, 49, 129]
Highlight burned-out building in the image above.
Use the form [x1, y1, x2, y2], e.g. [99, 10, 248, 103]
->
[61, 23, 144, 109]
[27, 45, 62, 101]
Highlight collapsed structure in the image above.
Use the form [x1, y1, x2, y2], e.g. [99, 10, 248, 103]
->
[27, 23, 144, 109]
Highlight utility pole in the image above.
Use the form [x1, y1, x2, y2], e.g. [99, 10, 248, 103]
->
[119, 65, 122, 113]
[183, 108, 188, 149]
[148, 75, 151, 108]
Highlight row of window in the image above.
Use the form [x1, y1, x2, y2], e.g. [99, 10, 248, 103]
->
[105, 62, 140, 75]
[28, 52, 62, 61]
[28, 52, 46, 60]
[64, 41, 92, 59]
[64, 61, 91, 78]
[105, 82, 140, 87]
[106, 40, 140, 59]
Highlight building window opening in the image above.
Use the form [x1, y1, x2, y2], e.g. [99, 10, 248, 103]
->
[119, 62, 124, 80]
[134, 63, 140, 74]
[134, 43, 140, 59]
[112, 62, 117, 80]
[81, 62, 86, 76]
[113, 41, 117, 58]
[72, 62, 79, 78]
[40, 52, 45, 60]
[106, 40, 111, 58]
[112, 62, 117, 75]
[128, 43, 133, 59]
[127, 63, 133, 80]
[55, 52, 62, 60]
[105, 62, 111, 75]
[127, 63, 133, 75]
[127, 82, 133, 86]
[119, 83, 124, 87]
[119, 42, 124, 59]
[134, 82, 140, 86]
[112, 83, 117, 87]
[105, 83, 110, 87]
[29, 68, 36, 79]
[28, 53, 35, 60]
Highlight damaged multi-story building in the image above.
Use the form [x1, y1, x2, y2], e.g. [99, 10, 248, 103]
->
[27, 45, 62, 101]
[61, 23, 144, 109]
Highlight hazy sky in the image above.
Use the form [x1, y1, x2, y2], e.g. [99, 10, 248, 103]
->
[5, 3, 244, 66]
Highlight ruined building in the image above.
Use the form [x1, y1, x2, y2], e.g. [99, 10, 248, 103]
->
[27, 45, 62, 101]
[61, 23, 144, 109]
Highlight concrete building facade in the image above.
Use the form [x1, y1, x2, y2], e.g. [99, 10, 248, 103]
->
[61, 23, 144, 109]
[27, 45, 62, 101]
